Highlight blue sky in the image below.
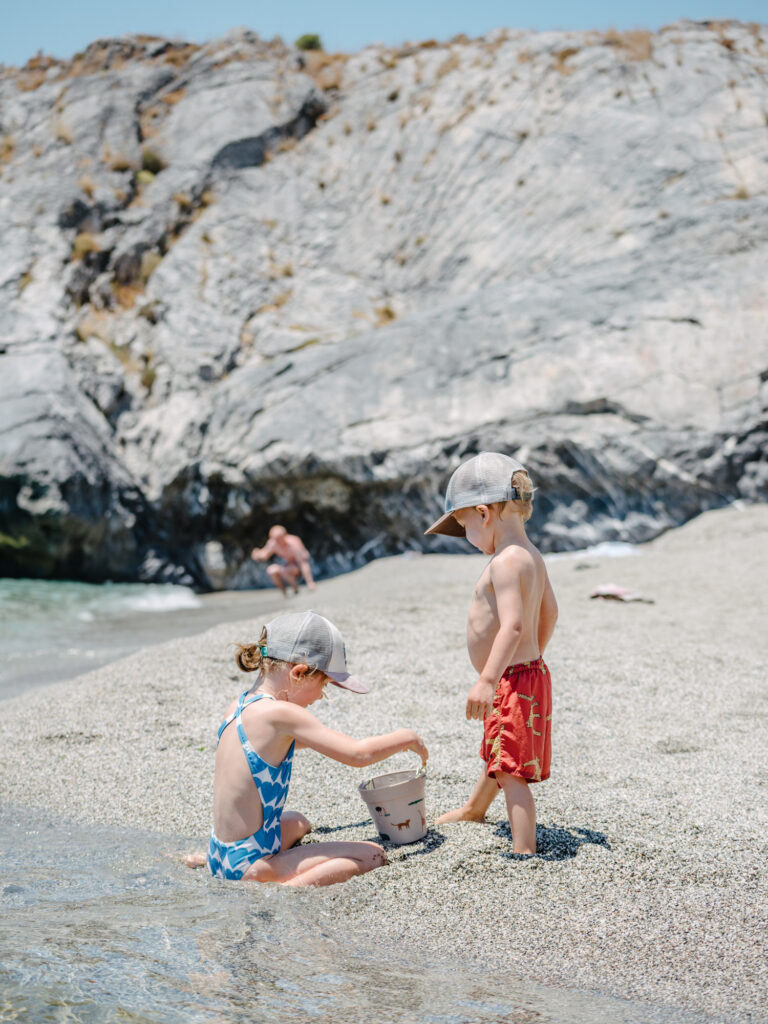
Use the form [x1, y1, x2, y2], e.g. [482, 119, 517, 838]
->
[3, 0, 766, 66]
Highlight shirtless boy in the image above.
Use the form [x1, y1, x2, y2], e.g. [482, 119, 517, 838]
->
[425, 452, 558, 854]
[251, 525, 316, 595]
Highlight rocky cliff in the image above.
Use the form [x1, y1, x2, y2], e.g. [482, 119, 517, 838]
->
[1, 21, 766, 587]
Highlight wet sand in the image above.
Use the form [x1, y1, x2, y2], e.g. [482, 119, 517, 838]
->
[1, 504, 766, 1022]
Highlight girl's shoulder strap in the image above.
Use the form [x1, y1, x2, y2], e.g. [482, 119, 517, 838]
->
[217, 690, 275, 742]
[238, 691, 277, 715]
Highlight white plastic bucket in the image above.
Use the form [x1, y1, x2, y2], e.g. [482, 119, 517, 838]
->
[358, 767, 427, 844]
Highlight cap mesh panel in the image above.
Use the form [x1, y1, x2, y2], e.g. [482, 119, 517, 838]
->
[266, 612, 335, 671]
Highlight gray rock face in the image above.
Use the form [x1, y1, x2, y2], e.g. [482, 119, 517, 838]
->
[1, 23, 767, 586]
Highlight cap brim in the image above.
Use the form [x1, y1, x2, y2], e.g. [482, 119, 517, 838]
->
[424, 511, 466, 537]
[327, 671, 369, 694]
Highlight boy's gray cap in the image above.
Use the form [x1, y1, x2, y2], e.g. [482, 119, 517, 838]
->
[425, 451, 528, 537]
[264, 610, 368, 693]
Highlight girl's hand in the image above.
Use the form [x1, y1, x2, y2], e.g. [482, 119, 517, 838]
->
[406, 731, 429, 764]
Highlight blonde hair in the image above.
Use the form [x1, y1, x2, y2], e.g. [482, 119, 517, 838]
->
[234, 626, 325, 682]
[492, 469, 535, 523]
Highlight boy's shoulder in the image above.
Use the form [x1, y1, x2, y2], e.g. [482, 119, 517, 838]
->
[489, 541, 545, 580]
[491, 540, 535, 567]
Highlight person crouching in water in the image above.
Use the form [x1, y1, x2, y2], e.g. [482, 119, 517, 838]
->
[187, 610, 428, 886]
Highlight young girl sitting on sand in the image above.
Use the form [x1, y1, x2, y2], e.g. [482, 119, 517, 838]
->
[187, 610, 428, 887]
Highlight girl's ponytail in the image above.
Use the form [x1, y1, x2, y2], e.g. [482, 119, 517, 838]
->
[235, 643, 263, 672]
[235, 626, 270, 672]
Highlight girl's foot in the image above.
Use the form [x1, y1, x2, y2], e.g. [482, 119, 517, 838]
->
[184, 852, 207, 868]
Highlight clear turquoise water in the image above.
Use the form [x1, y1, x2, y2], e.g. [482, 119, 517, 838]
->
[0, 578, 277, 700]
[0, 578, 201, 695]
[0, 808, 707, 1024]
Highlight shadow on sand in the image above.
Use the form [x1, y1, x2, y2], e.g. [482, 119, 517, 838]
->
[314, 821, 446, 859]
[312, 819, 373, 835]
[384, 828, 447, 861]
[494, 821, 611, 861]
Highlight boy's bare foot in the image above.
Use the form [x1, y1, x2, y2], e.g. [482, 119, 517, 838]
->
[435, 806, 487, 825]
[184, 852, 207, 869]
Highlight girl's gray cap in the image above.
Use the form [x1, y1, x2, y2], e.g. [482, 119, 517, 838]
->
[425, 452, 527, 537]
[264, 610, 368, 693]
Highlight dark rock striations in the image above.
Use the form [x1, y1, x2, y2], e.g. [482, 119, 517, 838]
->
[1, 23, 767, 586]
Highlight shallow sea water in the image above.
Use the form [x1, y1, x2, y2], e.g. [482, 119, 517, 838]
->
[0, 809, 714, 1024]
[0, 578, 278, 699]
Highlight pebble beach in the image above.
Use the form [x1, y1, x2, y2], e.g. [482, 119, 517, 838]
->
[1, 504, 766, 1023]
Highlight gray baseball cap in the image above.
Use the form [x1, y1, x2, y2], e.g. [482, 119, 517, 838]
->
[263, 610, 368, 693]
[425, 451, 528, 537]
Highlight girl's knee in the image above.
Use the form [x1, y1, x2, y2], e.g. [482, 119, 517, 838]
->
[281, 810, 312, 849]
[294, 812, 312, 839]
[242, 857, 278, 884]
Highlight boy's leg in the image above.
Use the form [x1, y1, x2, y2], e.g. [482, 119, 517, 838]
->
[496, 772, 536, 854]
[435, 768, 499, 824]
[242, 840, 387, 887]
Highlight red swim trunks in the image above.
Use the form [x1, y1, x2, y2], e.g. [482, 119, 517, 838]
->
[480, 658, 552, 784]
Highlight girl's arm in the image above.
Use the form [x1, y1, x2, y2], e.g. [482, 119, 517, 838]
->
[276, 703, 428, 766]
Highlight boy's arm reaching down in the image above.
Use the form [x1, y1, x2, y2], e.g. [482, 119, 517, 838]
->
[465, 555, 524, 721]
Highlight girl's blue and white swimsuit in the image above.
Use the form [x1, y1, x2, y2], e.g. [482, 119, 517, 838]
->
[206, 691, 294, 881]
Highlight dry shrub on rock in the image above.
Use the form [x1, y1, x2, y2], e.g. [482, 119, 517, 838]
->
[71, 233, 100, 260]
[301, 51, 346, 91]
[603, 29, 653, 61]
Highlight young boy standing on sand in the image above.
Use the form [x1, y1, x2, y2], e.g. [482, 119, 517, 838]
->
[425, 452, 558, 854]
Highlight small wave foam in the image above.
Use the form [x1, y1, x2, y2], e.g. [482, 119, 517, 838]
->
[547, 541, 640, 562]
[581, 541, 639, 557]
[123, 587, 201, 613]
